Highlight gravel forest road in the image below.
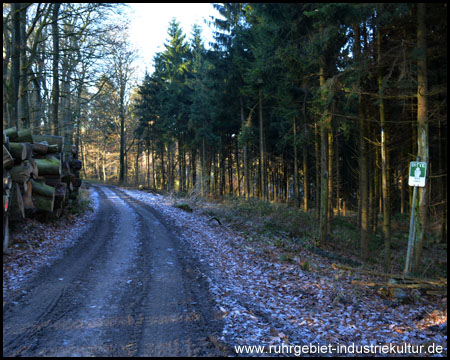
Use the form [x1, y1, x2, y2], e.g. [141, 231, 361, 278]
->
[3, 185, 225, 357]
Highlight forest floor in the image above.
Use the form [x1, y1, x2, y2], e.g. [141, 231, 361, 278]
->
[3, 184, 447, 357]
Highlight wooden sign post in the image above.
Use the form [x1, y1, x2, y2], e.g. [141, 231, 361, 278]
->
[404, 157, 427, 276]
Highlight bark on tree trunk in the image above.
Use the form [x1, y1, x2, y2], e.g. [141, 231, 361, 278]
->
[9, 142, 28, 160]
[259, 88, 265, 201]
[355, 24, 370, 261]
[9, 162, 33, 183]
[11, 3, 21, 129]
[302, 88, 309, 212]
[33, 194, 55, 213]
[314, 122, 320, 218]
[4, 145, 15, 168]
[318, 29, 329, 246]
[293, 117, 299, 207]
[8, 182, 25, 220]
[413, 3, 429, 272]
[30, 179, 56, 198]
[51, 3, 61, 136]
[202, 137, 206, 196]
[327, 123, 334, 237]
[377, 11, 391, 272]
[34, 157, 61, 176]
[18, 3, 29, 129]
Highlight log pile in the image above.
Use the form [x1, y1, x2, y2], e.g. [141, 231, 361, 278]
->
[331, 263, 447, 296]
[3, 126, 83, 251]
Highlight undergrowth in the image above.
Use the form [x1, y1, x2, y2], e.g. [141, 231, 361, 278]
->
[132, 186, 447, 279]
[66, 188, 93, 216]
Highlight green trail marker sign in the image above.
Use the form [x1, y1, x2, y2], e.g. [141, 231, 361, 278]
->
[404, 158, 427, 276]
[408, 161, 427, 187]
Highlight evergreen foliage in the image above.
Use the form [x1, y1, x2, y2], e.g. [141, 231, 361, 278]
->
[3, 3, 446, 270]
[131, 3, 446, 269]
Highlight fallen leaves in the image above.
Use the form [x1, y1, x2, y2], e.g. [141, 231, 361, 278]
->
[3, 189, 100, 298]
[124, 189, 447, 357]
[3, 187, 446, 357]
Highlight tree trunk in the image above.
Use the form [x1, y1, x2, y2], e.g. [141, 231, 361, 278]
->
[119, 88, 125, 184]
[202, 137, 206, 196]
[33, 134, 64, 152]
[51, 3, 61, 136]
[258, 88, 265, 200]
[303, 140, 309, 212]
[438, 99, 446, 243]
[314, 122, 320, 217]
[18, 3, 29, 129]
[168, 143, 174, 191]
[160, 145, 166, 190]
[34, 157, 61, 176]
[319, 121, 328, 247]
[16, 128, 33, 143]
[35, 34, 47, 131]
[61, 67, 72, 146]
[4, 145, 15, 169]
[206, 152, 211, 195]
[4, 127, 19, 140]
[228, 143, 233, 195]
[101, 150, 106, 182]
[22, 178, 33, 209]
[240, 96, 250, 200]
[33, 194, 55, 213]
[377, 12, 391, 272]
[135, 142, 141, 185]
[359, 101, 370, 260]
[327, 122, 334, 236]
[53, 182, 67, 217]
[293, 117, 299, 207]
[335, 132, 340, 216]
[318, 29, 329, 246]
[355, 24, 370, 261]
[32, 142, 49, 156]
[372, 125, 380, 234]
[177, 138, 183, 192]
[220, 151, 225, 196]
[413, 3, 429, 272]
[8, 142, 27, 161]
[3, 9, 12, 127]
[191, 148, 197, 189]
[10, 182, 25, 219]
[146, 141, 151, 187]
[30, 179, 56, 198]
[11, 3, 22, 129]
[30, 75, 43, 133]
[234, 139, 240, 197]
[302, 88, 309, 211]
[9, 162, 33, 183]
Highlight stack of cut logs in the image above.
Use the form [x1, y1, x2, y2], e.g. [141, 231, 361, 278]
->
[3, 126, 83, 251]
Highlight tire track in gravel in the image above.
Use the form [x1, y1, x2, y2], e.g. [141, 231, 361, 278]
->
[3, 186, 119, 356]
[2, 185, 226, 357]
[105, 185, 226, 357]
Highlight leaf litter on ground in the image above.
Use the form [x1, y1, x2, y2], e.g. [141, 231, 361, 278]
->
[3, 187, 446, 356]
[124, 188, 447, 357]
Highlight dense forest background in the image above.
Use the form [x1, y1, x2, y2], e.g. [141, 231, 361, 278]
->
[3, 3, 447, 274]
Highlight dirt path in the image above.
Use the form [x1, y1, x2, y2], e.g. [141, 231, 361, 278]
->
[2, 185, 225, 357]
